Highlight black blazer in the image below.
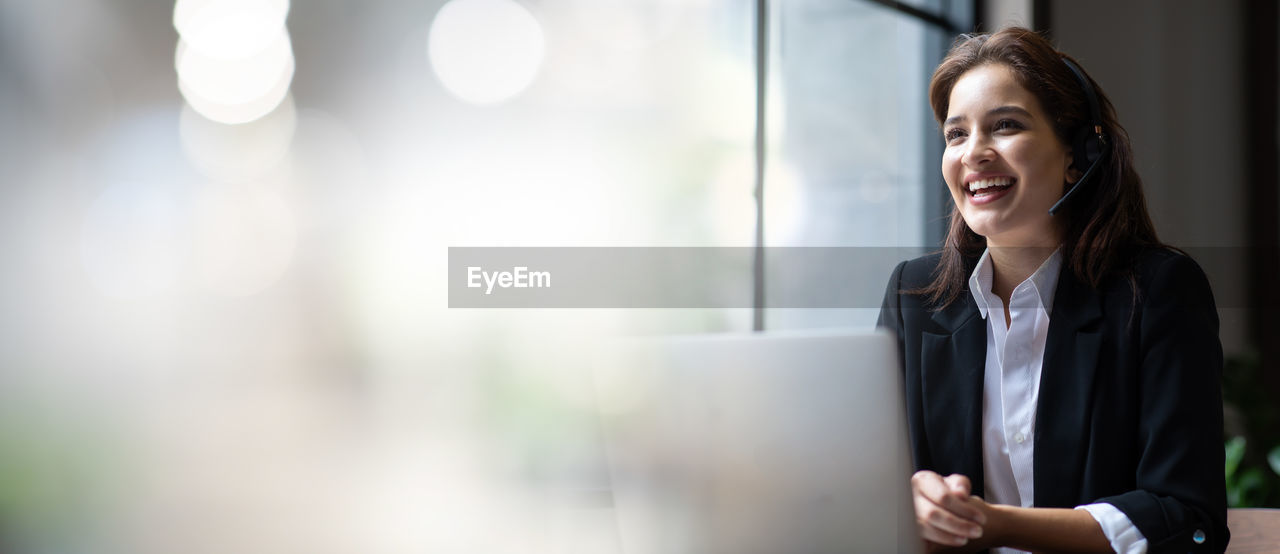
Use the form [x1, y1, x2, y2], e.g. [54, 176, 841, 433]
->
[877, 248, 1228, 553]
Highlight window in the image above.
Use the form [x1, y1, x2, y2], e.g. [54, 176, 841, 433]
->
[763, 0, 971, 329]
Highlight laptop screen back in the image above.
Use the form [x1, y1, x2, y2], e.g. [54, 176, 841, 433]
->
[594, 330, 921, 554]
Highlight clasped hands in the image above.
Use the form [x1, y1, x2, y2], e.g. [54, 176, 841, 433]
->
[912, 470, 997, 552]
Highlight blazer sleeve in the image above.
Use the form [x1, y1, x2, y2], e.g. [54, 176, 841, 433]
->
[1095, 253, 1230, 553]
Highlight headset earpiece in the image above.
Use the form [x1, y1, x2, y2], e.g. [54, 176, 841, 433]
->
[1072, 124, 1104, 171]
[1050, 57, 1108, 215]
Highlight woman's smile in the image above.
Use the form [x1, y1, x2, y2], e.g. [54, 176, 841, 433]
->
[965, 173, 1017, 204]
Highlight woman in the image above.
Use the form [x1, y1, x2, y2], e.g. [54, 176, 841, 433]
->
[877, 28, 1228, 553]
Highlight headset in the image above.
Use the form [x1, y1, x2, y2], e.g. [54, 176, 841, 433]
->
[1048, 56, 1108, 215]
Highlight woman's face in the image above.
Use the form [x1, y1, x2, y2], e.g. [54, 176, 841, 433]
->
[941, 63, 1076, 247]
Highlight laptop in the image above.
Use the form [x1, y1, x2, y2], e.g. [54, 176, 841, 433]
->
[593, 330, 922, 554]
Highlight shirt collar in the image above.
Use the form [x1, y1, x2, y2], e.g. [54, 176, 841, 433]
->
[968, 249, 996, 320]
[968, 247, 1064, 319]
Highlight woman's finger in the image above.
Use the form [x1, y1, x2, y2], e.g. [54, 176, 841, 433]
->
[911, 471, 952, 504]
[915, 504, 969, 546]
[912, 471, 985, 524]
[943, 473, 971, 495]
[912, 472, 984, 545]
[940, 474, 986, 523]
[913, 494, 982, 546]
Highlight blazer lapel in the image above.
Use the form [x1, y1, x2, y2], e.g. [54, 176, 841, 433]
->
[921, 295, 987, 494]
[1033, 268, 1103, 507]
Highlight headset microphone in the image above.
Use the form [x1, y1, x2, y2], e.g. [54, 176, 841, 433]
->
[1049, 143, 1104, 215]
[1049, 57, 1108, 216]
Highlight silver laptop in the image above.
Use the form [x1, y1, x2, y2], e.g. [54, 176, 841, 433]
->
[593, 330, 921, 554]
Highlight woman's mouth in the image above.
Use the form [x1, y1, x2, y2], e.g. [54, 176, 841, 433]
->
[967, 177, 1015, 204]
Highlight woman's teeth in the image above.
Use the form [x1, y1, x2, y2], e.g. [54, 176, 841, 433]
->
[969, 177, 1014, 196]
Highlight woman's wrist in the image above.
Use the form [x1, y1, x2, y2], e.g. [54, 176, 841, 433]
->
[980, 502, 1017, 547]
[966, 501, 1112, 553]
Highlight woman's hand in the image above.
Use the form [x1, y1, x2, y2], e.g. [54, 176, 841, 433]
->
[911, 470, 987, 550]
[910, 478, 1113, 553]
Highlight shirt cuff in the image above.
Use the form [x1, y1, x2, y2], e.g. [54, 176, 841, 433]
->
[1075, 503, 1148, 554]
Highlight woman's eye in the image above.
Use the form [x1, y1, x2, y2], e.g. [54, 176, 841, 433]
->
[944, 129, 966, 143]
[994, 119, 1024, 131]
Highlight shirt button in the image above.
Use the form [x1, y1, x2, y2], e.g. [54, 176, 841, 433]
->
[1193, 529, 1205, 544]
[1013, 432, 1025, 444]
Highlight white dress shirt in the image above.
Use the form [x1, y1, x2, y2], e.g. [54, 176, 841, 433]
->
[968, 248, 1147, 554]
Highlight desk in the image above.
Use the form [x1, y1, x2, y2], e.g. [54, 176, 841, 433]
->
[1226, 508, 1280, 553]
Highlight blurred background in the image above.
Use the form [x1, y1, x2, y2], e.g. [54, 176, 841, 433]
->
[0, 0, 1275, 552]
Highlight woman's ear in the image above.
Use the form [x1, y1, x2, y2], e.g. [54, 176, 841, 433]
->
[1065, 152, 1083, 183]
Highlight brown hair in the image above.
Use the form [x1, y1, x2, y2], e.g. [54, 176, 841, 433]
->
[918, 27, 1163, 308]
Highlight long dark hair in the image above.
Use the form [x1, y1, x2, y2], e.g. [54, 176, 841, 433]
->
[917, 27, 1163, 308]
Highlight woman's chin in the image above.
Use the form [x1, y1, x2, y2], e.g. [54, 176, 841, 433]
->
[959, 213, 1004, 239]
[961, 209, 1059, 246]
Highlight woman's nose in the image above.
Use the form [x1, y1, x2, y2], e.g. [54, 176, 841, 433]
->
[961, 134, 995, 167]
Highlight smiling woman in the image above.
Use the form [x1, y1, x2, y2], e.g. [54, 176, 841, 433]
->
[878, 27, 1229, 554]
[940, 63, 1073, 250]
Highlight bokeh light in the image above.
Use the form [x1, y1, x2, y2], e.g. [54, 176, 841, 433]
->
[174, 1, 294, 124]
[173, 0, 290, 60]
[427, 0, 546, 105]
[175, 33, 294, 124]
[175, 32, 293, 107]
[178, 68, 293, 126]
